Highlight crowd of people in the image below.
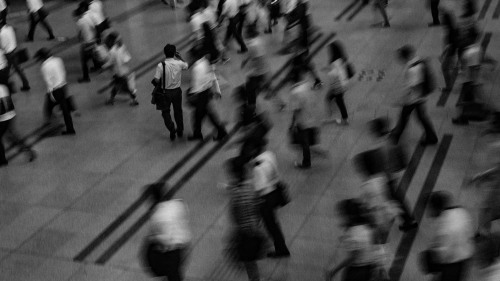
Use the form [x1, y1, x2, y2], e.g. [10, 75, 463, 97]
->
[0, 0, 499, 281]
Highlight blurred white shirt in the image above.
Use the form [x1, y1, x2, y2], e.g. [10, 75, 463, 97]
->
[150, 200, 191, 249]
[26, 0, 44, 13]
[0, 0, 7, 11]
[222, 0, 240, 18]
[190, 57, 215, 93]
[77, 12, 96, 43]
[0, 84, 15, 122]
[89, 0, 105, 25]
[41, 56, 67, 93]
[0, 25, 17, 54]
[105, 44, 132, 76]
[253, 151, 279, 196]
[154, 58, 188, 89]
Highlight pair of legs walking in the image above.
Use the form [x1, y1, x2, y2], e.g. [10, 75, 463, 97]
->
[0, 119, 35, 166]
[107, 75, 138, 106]
[6, 52, 30, 90]
[224, 16, 247, 52]
[260, 193, 289, 256]
[190, 90, 226, 140]
[44, 87, 75, 134]
[27, 11, 55, 41]
[158, 88, 183, 140]
[391, 102, 438, 145]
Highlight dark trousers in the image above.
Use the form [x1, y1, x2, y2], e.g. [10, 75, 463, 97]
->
[374, 0, 390, 25]
[28, 12, 54, 40]
[0, 120, 9, 165]
[0, 9, 7, 24]
[224, 16, 247, 52]
[0, 119, 32, 165]
[160, 88, 184, 134]
[80, 44, 96, 80]
[343, 265, 375, 281]
[191, 90, 225, 138]
[298, 127, 314, 167]
[6, 52, 30, 88]
[162, 248, 184, 281]
[437, 259, 469, 281]
[260, 193, 288, 253]
[386, 177, 415, 224]
[44, 86, 75, 133]
[246, 74, 266, 106]
[430, 0, 441, 25]
[0, 67, 9, 86]
[110, 75, 136, 100]
[391, 102, 437, 144]
[327, 93, 348, 119]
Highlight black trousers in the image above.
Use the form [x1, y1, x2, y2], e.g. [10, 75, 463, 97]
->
[224, 16, 247, 52]
[80, 44, 98, 80]
[386, 176, 415, 225]
[0, 67, 9, 86]
[6, 52, 30, 88]
[260, 192, 288, 253]
[297, 127, 314, 167]
[0, 119, 31, 165]
[110, 75, 136, 100]
[162, 248, 185, 281]
[343, 265, 375, 281]
[437, 259, 469, 281]
[190, 90, 225, 138]
[160, 88, 184, 134]
[391, 102, 437, 144]
[28, 12, 54, 40]
[246, 74, 266, 106]
[0, 120, 9, 165]
[44, 87, 75, 133]
[326, 93, 348, 119]
[430, 0, 441, 25]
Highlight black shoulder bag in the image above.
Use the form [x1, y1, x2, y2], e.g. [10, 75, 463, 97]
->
[151, 62, 165, 105]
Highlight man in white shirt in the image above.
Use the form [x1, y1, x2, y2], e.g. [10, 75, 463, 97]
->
[427, 191, 474, 281]
[26, 0, 55, 41]
[86, 0, 109, 42]
[241, 26, 269, 106]
[74, 2, 97, 83]
[289, 67, 319, 169]
[35, 48, 75, 135]
[152, 44, 188, 141]
[102, 33, 138, 106]
[250, 140, 290, 258]
[0, 22, 31, 91]
[187, 47, 227, 141]
[391, 45, 438, 146]
[219, 0, 247, 53]
[0, 84, 35, 166]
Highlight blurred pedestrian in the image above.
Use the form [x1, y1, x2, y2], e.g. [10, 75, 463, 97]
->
[74, 2, 97, 83]
[241, 25, 269, 106]
[26, 0, 55, 41]
[86, 0, 110, 43]
[0, 21, 30, 91]
[323, 41, 350, 125]
[219, 0, 247, 53]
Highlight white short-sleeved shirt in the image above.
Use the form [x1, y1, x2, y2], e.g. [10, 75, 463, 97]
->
[290, 80, 318, 129]
[245, 37, 269, 76]
[0, 84, 15, 122]
[404, 57, 424, 104]
[252, 151, 279, 196]
[433, 207, 475, 264]
[106, 44, 131, 77]
[154, 58, 188, 90]
[77, 12, 97, 43]
[27, 0, 44, 13]
[89, 0, 105, 25]
[222, 0, 240, 18]
[150, 200, 192, 249]
[41, 56, 67, 93]
[0, 0, 7, 11]
[0, 25, 17, 54]
[341, 225, 378, 266]
[190, 57, 215, 93]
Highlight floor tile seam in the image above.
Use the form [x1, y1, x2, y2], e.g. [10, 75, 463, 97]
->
[6, 136, 160, 257]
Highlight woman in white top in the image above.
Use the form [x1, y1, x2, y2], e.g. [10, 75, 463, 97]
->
[324, 41, 350, 125]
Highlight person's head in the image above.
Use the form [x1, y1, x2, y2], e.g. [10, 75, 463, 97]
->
[145, 183, 167, 205]
[328, 40, 347, 63]
[336, 198, 371, 228]
[428, 191, 452, 218]
[353, 150, 384, 178]
[34, 48, 51, 62]
[397, 45, 416, 63]
[79, 1, 90, 12]
[164, 44, 176, 59]
[104, 32, 119, 49]
[369, 117, 390, 138]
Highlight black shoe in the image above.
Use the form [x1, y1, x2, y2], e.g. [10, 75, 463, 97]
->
[47, 36, 56, 41]
[78, 78, 91, 83]
[452, 117, 469, 125]
[420, 137, 438, 146]
[428, 22, 440, 27]
[170, 131, 176, 141]
[187, 135, 203, 141]
[294, 161, 311, 169]
[399, 220, 418, 232]
[26, 37, 34, 42]
[20, 86, 31, 92]
[177, 131, 183, 138]
[213, 130, 228, 141]
[238, 49, 248, 54]
[267, 250, 291, 258]
[62, 130, 76, 136]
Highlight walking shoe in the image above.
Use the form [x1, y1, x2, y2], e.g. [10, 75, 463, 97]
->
[105, 99, 114, 106]
[170, 131, 176, 141]
[61, 130, 76, 136]
[335, 118, 349, 126]
[78, 77, 91, 83]
[267, 250, 290, 258]
[130, 100, 139, 106]
[399, 220, 418, 232]
[428, 22, 441, 27]
[294, 161, 311, 169]
[20, 86, 31, 92]
[47, 36, 56, 41]
[187, 135, 203, 141]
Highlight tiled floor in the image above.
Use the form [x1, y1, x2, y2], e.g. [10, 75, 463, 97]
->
[1, 0, 499, 280]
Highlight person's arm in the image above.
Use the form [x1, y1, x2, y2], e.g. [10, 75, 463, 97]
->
[151, 63, 161, 87]
[325, 252, 356, 280]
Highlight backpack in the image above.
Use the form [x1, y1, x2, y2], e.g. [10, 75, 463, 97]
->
[410, 58, 436, 97]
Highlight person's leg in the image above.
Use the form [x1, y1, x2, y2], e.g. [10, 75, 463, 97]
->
[27, 14, 38, 41]
[335, 94, 349, 120]
[260, 199, 289, 255]
[243, 261, 260, 281]
[172, 88, 184, 136]
[415, 102, 438, 143]
[0, 67, 10, 86]
[233, 16, 247, 52]
[246, 76, 259, 106]
[430, 0, 440, 25]
[9, 55, 30, 89]
[299, 127, 311, 167]
[191, 95, 205, 138]
[160, 95, 176, 134]
[386, 177, 416, 228]
[0, 120, 9, 165]
[224, 18, 234, 46]
[163, 248, 183, 281]
[4, 120, 36, 161]
[80, 46, 91, 81]
[44, 94, 56, 122]
[441, 52, 455, 91]
[390, 104, 414, 144]
[375, 0, 390, 26]
[40, 18, 55, 39]
[55, 88, 75, 133]
[205, 96, 227, 139]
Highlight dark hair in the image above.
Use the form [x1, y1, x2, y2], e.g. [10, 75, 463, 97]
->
[246, 24, 259, 38]
[397, 45, 415, 61]
[225, 157, 247, 181]
[164, 44, 176, 58]
[429, 191, 451, 215]
[105, 32, 119, 48]
[35, 48, 51, 61]
[369, 117, 390, 137]
[354, 150, 384, 177]
[328, 41, 347, 63]
[337, 199, 372, 227]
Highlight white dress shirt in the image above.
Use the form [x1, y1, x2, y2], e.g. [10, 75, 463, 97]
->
[433, 207, 474, 264]
[104, 44, 131, 77]
[150, 200, 191, 249]
[0, 85, 15, 122]
[190, 57, 215, 93]
[0, 25, 17, 54]
[26, 0, 44, 13]
[0, 0, 7, 11]
[154, 58, 188, 89]
[403, 56, 425, 104]
[290, 80, 318, 129]
[77, 12, 96, 44]
[190, 11, 207, 41]
[41, 56, 67, 93]
[253, 151, 279, 196]
[222, 0, 240, 18]
[89, 0, 105, 25]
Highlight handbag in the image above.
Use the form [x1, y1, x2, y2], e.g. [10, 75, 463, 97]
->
[151, 62, 165, 105]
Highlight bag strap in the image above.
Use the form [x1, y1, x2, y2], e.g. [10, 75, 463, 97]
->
[161, 61, 165, 90]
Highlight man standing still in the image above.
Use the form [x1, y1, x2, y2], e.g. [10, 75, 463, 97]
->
[390, 45, 438, 146]
[35, 48, 75, 135]
[26, 0, 55, 41]
[152, 44, 188, 141]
